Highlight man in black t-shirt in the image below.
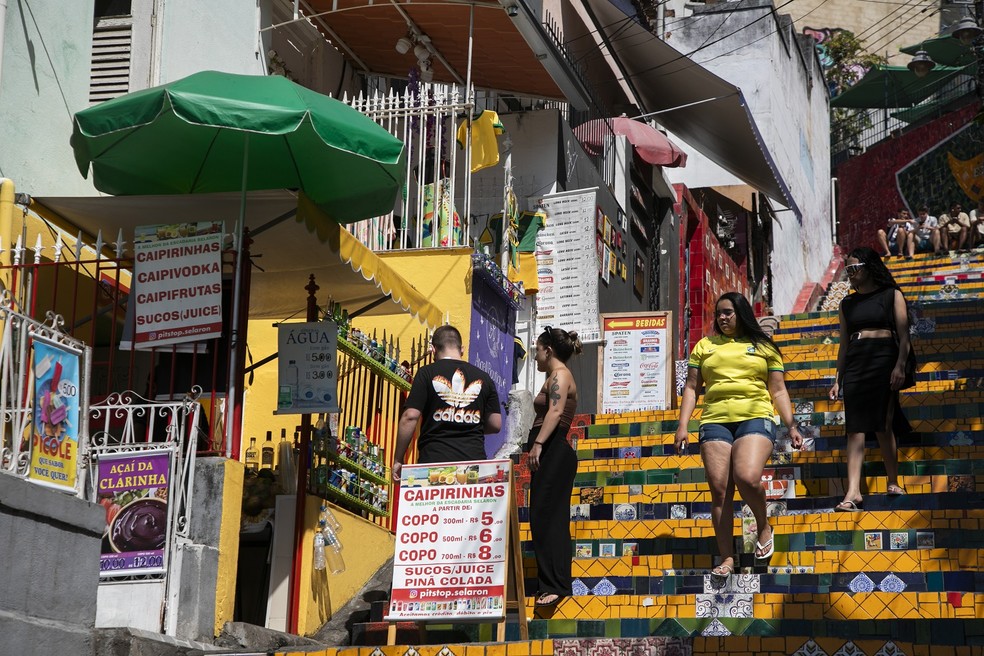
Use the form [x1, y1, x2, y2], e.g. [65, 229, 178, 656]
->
[392, 325, 502, 480]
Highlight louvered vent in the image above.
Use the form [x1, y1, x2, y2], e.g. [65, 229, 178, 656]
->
[89, 18, 132, 103]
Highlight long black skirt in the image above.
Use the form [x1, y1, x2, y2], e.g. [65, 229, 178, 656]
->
[843, 336, 909, 434]
[527, 425, 577, 597]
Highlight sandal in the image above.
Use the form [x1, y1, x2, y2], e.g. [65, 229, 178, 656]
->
[835, 499, 863, 512]
[710, 559, 734, 579]
[755, 538, 774, 561]
[886, 484, 905, 496]
[535, 593, 563, 607]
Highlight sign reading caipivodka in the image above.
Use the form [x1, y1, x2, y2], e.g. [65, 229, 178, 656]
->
[277, 320, 339, 414]
[132, 222, 224, 349]
[386, 459, 511, 621]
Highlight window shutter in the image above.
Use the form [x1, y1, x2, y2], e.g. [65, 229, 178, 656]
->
[89, 17, 132, 103]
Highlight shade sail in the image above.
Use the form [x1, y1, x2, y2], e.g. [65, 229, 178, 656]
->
[575, 117, 688, 167]
[581, 0, 798, 213]
[831, 64, 974, 109]
[31, 191, 444, 327]
[900, 36, 977, 68]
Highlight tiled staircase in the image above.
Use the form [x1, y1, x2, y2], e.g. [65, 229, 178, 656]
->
[315, 251, 984, 656]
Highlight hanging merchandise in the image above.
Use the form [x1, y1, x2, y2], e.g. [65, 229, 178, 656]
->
[421, 180, 462, 247]
[456, 110, 505, 173]
[321, 522, 345, 574]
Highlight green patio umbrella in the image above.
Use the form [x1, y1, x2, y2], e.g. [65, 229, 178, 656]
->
[70, 70, 406, 222]
[70, 70, 407, 457]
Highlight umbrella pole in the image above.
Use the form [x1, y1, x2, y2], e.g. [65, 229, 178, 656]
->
[225, 134, 249, 458]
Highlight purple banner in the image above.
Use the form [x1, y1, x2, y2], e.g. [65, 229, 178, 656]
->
[470, 276, 515, 457]
[97, 451, 171, 578]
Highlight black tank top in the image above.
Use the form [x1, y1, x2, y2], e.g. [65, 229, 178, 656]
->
[841, 286, 896, 334]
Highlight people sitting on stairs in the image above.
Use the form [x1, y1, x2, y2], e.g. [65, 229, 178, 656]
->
[829, 247, 913, 512]
[913, 206, 941, 255]
[676, 292, 803, 581]
[938, 203, 971, 252]
[876, 209, 914, 259]
[970, 199, 984, 249]
[526, 326, 582, 607]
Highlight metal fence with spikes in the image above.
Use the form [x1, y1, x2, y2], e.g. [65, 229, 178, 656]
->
[0, 223, 239, 456]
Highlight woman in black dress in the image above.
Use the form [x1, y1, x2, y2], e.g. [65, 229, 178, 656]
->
[527, 326, 581, 607]
[828, 247, 911, 511]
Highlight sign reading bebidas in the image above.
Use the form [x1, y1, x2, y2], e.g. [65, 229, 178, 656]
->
[386, 459, 511, 621]
[599, 311, 673, 414]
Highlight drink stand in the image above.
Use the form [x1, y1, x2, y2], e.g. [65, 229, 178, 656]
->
[385, 459, 528, 643]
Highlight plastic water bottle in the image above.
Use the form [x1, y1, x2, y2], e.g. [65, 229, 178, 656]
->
[313, 531, 327, 571]
[322, 524, 346, 574]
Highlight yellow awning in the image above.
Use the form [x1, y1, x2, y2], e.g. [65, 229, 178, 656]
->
[296, 193, 445, 328]
[31, 190, 445, 327]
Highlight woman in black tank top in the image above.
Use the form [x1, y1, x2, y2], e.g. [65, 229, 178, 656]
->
[526, 326, 581, 607]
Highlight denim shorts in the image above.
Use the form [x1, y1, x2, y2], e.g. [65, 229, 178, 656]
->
[698, 418, 776, 445]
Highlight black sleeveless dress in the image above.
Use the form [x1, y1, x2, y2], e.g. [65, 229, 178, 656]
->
[840, 286, 910, 434]
[526, 392, 578, 597]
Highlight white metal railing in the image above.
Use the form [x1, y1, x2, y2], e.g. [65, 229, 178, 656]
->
[344, 84, 474, 251]
[87, 388, 202, 541]
[0, 292, 90, 491]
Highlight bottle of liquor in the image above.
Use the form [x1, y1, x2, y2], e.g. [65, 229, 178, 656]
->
[245, 437, 258, 470]
[261, 431, 274, 469]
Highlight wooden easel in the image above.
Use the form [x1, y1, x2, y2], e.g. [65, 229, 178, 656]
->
[386, 466, 528, 644]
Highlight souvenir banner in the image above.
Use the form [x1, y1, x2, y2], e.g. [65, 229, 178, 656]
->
[28, 339, 82, 491]
[386, 459, 511, 621]
[132, 222, 224, 349]
[97, 450, 172, 577]
[599, 312, 673, 414]
[276, 321, 339, 414]
[469, 277, 515, 456]
[534, 189, 601, 342]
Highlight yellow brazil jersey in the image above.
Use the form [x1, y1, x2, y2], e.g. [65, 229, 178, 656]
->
[456, 110, 505, 173]
[687, 335, 784, 425]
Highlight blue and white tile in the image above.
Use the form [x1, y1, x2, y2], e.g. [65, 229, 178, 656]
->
[878, 573, 906, 593]
[848, 573, 875, 593]
[695, 593, 753, 618]
[591, 577, 617, 596]
[700, 619, 731, 637]
[703, 573, 760, 594]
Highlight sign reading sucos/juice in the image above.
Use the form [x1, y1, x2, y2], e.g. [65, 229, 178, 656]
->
[386, 459, 511, 621]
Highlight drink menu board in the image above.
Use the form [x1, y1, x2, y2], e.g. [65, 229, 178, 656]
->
[534, 189, 601, 342]
[599, 312, 673, 414]
[386, 459, 511, 621]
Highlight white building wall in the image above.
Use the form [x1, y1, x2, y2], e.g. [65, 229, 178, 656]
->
[0, 0, 98, 196]
[663, 0, 832, 313]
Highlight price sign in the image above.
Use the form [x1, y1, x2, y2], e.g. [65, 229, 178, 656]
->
[276, 320, 339, 414]
[386, 459, 511, 621]
[599, 311, 673, 414]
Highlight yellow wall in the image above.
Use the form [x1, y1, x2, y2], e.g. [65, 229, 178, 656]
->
[297, 499, 396, 635]
[371, 247, 476, 354]
[215, 459, 245, 635]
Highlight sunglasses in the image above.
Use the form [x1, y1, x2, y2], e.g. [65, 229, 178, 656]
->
[845, 263, 865, 276]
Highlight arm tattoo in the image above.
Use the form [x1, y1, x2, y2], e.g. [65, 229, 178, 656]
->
[549, 374, 561, 407]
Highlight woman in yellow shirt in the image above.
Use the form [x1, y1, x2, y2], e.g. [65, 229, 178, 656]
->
[675, 292, 803, 580]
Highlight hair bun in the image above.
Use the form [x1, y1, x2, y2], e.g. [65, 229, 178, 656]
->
[568, 331, 583, 355]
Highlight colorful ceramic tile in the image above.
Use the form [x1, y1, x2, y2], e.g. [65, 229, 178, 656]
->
[670, 504, 687, 519]
[694, 593, 753, 619]
[580, 487, 603, 505]
[591, 577, 616, 596]
[571, 579, 589, 596]
[628, 484, 642, 496]
[570, 504, 591, 521]
[864, 531, 883, 550]
[618, 447, 641, 459]
[878, 573, 907, 593]
[741, 517, 757, 553]
[621, 542, 638, 556]
[916, 531, 935, 549]
[700, 618, 731, 636]
[848, 572, 875, 593]
[889, 531, 909, 550]
[598, 542, 616, 557]
[613, 503, 637, 521]
[574, 543, 594, 558]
